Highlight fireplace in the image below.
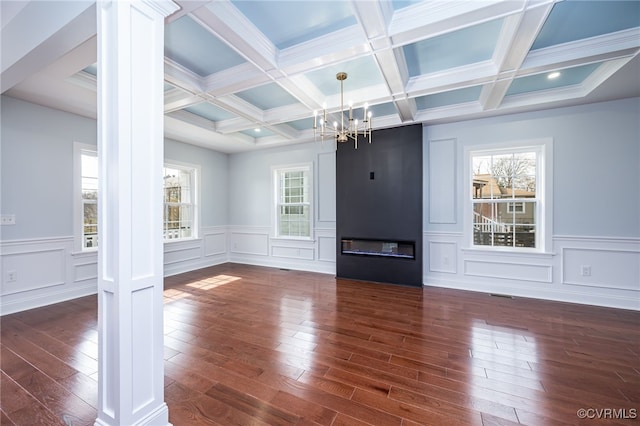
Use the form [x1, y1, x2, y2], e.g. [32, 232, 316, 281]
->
[341, 238, 415, 260]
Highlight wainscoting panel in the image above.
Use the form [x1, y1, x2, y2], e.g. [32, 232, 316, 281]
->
[464, 259, 552, 283]
[229, 227, 270, 256]
[2, 246, 66, 295]
[204, 229, 227, 257]
[164, 241, 202, 266]
[271, 246, 314, 260]
[73, 254, 98, 283]
[428, 241, 457, 274]
[317, 229, 337, 263]
[0, 237, 96, 315]
[558, 237, 640, 291]
[163, 226, 229, 277]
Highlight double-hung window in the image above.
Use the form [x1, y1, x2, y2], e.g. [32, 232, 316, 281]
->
[75, 148, 199, 249]
[80, 149, 99, 249]
[274, 165, 312, 238]
[163, 164, 198, 241]
[468, 140, 551, 251]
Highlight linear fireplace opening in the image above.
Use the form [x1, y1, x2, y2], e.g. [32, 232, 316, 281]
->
[341, 238, 415, 260]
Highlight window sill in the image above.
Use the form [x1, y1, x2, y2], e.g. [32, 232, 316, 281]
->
[271, 236, 315, 243]
[164, 237, 201, 245]
[461, 247, 556, 259]
[71, 248, 98, 257]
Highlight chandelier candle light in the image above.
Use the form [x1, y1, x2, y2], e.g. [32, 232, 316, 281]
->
[313, 72, 372, 149]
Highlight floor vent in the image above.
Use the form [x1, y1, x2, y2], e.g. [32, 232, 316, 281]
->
[490, 293, 514, 299]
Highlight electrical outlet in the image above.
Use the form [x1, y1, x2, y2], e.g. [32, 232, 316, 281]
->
[581, 265, 591, 277]
[1, 214, 15, 225]
[6, 271, 17, 283]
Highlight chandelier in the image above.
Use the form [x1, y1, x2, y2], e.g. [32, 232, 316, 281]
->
[313, 72, 372, 149]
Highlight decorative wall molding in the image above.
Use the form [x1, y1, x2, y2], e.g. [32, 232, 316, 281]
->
[163, 226, 229, 277]
[556, 236, 640, 292]
[428, 138, 457, 224]
[228, 226, 336, 275]
[1, 227, 230, 314]
[0, 237, 95, 315]
[428, 241, 457, 274]
[423, 231, 640, 310]
[4, 230, 635, 314]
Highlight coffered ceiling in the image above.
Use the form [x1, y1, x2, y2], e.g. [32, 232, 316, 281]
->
[2, 0, 639, 153]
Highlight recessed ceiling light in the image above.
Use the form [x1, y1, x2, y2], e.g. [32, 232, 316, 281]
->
[254, 128, 261, 132]
[547, 72, 561, 80]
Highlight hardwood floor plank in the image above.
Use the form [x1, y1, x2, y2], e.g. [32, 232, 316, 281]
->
[1, 263, 638, 425]
[0, 372, 65, 426]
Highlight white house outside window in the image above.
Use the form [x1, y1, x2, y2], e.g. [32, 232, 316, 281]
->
[274, 165, 312, 238]
[470, 145, 546, 250]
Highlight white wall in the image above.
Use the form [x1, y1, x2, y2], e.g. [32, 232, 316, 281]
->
[423, 98, 640, 310]
[227, 141, 337, 273]
[2, 95, 639, 313]
[1, 96, 96, 240]
[0, 96, 230, 314]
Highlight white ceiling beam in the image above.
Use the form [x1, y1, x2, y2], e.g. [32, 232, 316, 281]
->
[480, 2, 554, 110]
[191, 0, 277, 73]
[389, 0, 527, 47]
[522, 28, 640, 72]
[1, 0, 96, 93]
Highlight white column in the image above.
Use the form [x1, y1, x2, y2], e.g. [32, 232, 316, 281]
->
[95, 1, 178, 426]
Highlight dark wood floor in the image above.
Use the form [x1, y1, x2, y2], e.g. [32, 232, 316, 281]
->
[1, 263, 639, 425]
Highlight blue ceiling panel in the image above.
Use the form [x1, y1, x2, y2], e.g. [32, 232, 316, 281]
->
[184, 102, 235, 122]
[83, 63, 97, 76]
[368, 102, 398, 117]
[165, 16, 246, 76]
[240, 127, 276, 138]
[415, 85, 482, 110]
[230, 1, 356, 50]
[236, 83, 300, 110]
[349, 101, 397, 120]
[404, 18, 503, 76]
[392, 0, 423, 11]
[532, 1, 640, 50]
[305, 56, 384, 97]
[506, 63, 601, 96]
[285, 117, 314, 131]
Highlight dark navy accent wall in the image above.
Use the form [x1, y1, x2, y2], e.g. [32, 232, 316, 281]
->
[336, 124, 423, 286]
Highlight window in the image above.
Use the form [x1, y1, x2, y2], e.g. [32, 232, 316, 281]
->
[469, 142, 550, 250]
[80, 149, 99, 249]
[163, 164, 198, 240]
[274, 165, 312, 238]
[74, 146, 199, 250]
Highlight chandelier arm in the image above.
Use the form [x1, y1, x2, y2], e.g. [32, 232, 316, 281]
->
[313, 71, 372, 149]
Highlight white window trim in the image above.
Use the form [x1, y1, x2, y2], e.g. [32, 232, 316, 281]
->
[163, 160, 200, 243]
[73, 142, 98, 253]
[271, 162, 314, 241]
[463, 138, 553, 254]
